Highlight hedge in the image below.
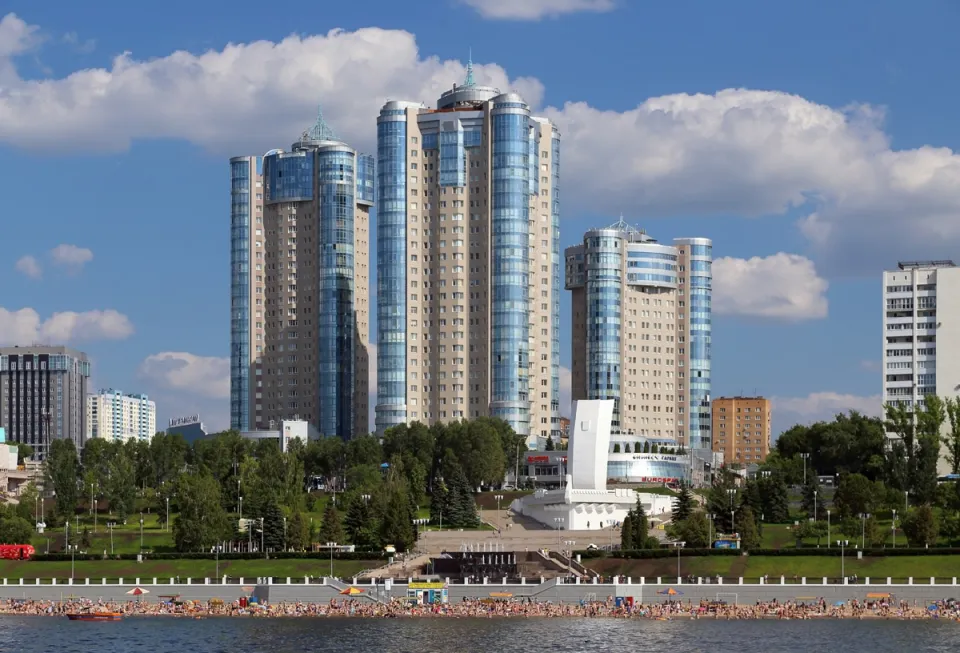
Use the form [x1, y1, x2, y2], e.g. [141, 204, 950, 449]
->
[30, 551, 387, 563]
[575, 547, 960, 559]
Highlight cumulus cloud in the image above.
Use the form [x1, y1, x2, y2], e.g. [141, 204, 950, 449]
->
[461, 0, 616, 20]
[138, 352, 229, 399]
[0, 307, 134, 346]
[49, 244, 93, 271]
[62, 31, 96, 54]
[14, 255, 41, 279]
[1, 14, 958, 275]
[713, 253, 828, 320]
[773, 392, 883, 426]
[0, 14, 542, 155]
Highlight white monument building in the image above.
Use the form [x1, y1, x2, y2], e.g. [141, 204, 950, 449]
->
[510, 400, 673, 531]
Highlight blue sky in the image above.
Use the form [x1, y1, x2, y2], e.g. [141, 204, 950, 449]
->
[3, 0, 959, 435]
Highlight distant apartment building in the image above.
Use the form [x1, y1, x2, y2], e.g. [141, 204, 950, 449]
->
[565, 220, 713, 450]
[230, 108, 373, 439]
[882, 260, 960, 474]
[0, 346, 91, 458]
[374, 59, 561, 448]
[711, 397, 771, 464]
[86, 389, 156, 442]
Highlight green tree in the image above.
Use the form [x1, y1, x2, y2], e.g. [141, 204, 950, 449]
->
[287, 511, 310, 551]
[0, 517, 33, 544]
[318, 502, 345, 545]
[832, 473, 877, 519]
[706, 468, 739, 533]
[15, 482, 38, 523]
[374, 468, 416, 552]
[105, 452, 137, 521]
[344, 494, 378, 547]
[901, 504, 939, 547]
[670, 511, 710, 548]
[734, 505, 761, 550]
[613, 443, 621, 453]
[545, 435, 555, 451]
[943, 397, 960, 476]
[173, 472, 232, 552]
[672, 485, 695, 522]
[261, 494, 285, 551]
[620, 514, 634, 550]
[16, 444, 33, 464]
[760, 475, 790, 523]
[628, 497, 657, 549]
[46, 439, 79, 521]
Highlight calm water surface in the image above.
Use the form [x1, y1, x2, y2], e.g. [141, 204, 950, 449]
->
[2, 617, 958, 652]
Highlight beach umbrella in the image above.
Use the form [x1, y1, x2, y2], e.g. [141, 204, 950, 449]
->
[126, 587, 149, 596]
[656, 588, 682, 596]
[339, 586, 365, 596]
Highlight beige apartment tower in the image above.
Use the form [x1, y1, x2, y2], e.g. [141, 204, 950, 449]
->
[375, 61, 561, 448]
[711, 396, 772, 463]
[230, 110, 373, 439]
[566, 221, 713, 450]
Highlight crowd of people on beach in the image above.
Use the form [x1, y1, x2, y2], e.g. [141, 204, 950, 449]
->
[0, 596, 959, 620]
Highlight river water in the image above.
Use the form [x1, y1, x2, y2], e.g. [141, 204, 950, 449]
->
[2, 616, 957, 652]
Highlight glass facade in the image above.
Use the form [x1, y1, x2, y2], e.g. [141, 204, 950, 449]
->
[439, 122, 466, 187]
[356, 154, 375, 205]
[316, 147, 356, 439]
[375, 109, 408, 431]
[490, 99, 531, 436]
[684, 240, 713, 450]
[584, 233, 623, 426]
[264, 152, 313, 202]
[230, 158, 253, 430]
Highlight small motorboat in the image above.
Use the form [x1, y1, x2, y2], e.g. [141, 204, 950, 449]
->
[66, 611, 123, 622]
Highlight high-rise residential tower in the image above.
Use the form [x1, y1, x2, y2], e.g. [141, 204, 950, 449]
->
[87, 389, 157, 442]
[565, 220, 713, 449]
[230, 109, 373, 439]
[882, 260, 960, 474]
[0, 345, 91, 458]
[375, 61, 561, 447]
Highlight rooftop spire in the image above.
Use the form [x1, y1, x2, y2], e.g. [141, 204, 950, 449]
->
[464, 48, 476, 87]
[303, 104, 337, 142]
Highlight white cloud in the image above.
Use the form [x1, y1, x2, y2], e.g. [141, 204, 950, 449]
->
[773, 392, 883, 425]
[62, 31, 96, 54]
[0, 14, 542, 155]
[0, 307, 133, 346]
[14, 255, 41, 279]
[49, 243, 93, 271]
[461, 0, 615, 20]
[138, 352, 229, 399]
[713, 253, 828, 320]
[1, 15, 958, 275]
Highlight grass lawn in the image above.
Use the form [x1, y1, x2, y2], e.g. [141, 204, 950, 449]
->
[586, 555, 960, 581]
[0, 558, 377, 581]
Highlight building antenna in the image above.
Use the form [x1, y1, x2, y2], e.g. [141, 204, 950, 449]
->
[464, 48, 476, 87]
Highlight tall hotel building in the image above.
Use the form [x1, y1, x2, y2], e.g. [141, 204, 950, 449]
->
[230, 110, 374, 439]
[0, 345, 91, 458]
[87, 389, 157, 442]
[565, 221, 713, 449]
[882, 260, 960, 472]
[375, 63, 561, 447]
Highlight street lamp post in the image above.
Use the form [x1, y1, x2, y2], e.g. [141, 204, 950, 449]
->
[859, 513, 870, 549]
[891, 509, 897, 548]
[93, 484, 98, 534]
[813, 490, 818, 523]
[837, 539, 849, 579]
[260, 517, 265, 558]
[673, 541, 685, 579]
[108, 522, 115, 554]
[494, 494, 504, 536]
[800, 453, 809, 485]
[166, 497, 170, 532]
[726, 489, 737, 535]
[827, 510, 831, 547]
[64, 521, 69, 554]
[553, 517, 564, 550]
[327, 541, 335, 577]
[283, 517, 288, 551]
[139, 512, 144, 551]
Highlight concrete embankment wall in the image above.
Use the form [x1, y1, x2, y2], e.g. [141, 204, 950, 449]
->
[0, 579, 959, 605]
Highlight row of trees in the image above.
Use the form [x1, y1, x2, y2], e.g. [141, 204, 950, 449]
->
[43, 418, 516, 553]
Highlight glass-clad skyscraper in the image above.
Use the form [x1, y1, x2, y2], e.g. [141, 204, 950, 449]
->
[566, 221, 713, 449]
[230, 108, 373, 439]
[375, 60, 561, 448]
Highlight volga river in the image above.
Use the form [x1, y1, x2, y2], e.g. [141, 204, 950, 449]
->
[2, 616, 959, 652]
